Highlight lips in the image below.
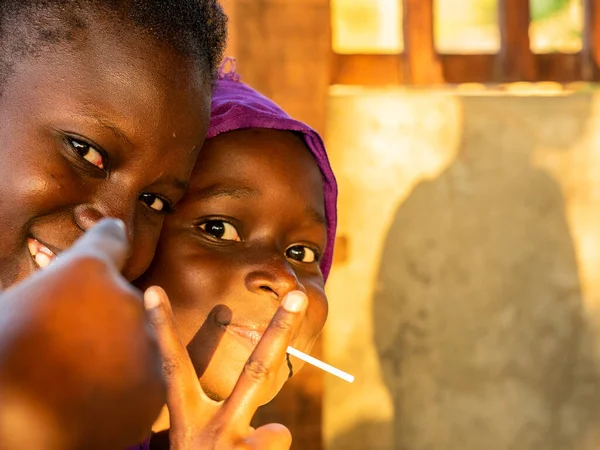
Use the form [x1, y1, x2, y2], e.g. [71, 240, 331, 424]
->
[225, 324, 266, 348]
[224, 322, 302, 354]
[216, 307, 301, 352]
[27, 238, 58, 269]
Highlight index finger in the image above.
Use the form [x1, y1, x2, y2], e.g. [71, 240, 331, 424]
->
[223, 291, 308, 426]
[143, 286, 212, 427]
[63, 219, 129, 271]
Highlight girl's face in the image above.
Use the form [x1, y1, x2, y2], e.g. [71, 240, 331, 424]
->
[137, 129, 329, 404]
[0, 19, 210, 286]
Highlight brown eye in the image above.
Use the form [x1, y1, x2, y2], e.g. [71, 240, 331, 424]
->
[199, 220, 241, 241]
[286, 245, 318, 263]
[70, 139, 105, 169]
[140, 193, 171, 213]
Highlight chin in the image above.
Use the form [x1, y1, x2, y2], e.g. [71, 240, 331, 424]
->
[199, 364, 242, 402]
[199, 363, 288, 404]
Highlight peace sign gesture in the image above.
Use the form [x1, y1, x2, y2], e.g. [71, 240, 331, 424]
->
[144, 286, 308, 449]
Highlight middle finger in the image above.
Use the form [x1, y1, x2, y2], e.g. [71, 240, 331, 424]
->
[222, 290, 308, 427]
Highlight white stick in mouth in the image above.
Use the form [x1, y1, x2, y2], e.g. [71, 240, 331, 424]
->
[287, 346, 354, 383]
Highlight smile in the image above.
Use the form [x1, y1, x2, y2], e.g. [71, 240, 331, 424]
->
[27, 238, 58, 269]
[225, 324, 266, 348]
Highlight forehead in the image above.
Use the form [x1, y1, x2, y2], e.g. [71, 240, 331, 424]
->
[186, 128, 326, 215]
[195, 129, 323, 185]
[0, 15, 211, 142]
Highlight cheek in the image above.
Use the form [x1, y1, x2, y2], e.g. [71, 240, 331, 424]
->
[289, 288, 327, 378]
[143, 239, 233, 341]
[0, 171, 47, 220]
[1, 123, 71, 194]
[171, 260, 228, 345]
[302, 285, 329, 342]
[0, 156, 77, 239]
[124, 221, 163, 281]
[0, 123, 93, 209]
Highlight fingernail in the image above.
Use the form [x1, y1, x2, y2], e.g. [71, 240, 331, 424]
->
[144, 288, 162, 310]
[112, 218, 126, 233]
[100, 218, 126, 240]
[282, 291, 307, 313]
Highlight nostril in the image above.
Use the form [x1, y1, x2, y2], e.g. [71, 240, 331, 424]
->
[260, 285, 276, 295]
[73, 205, 105, 232]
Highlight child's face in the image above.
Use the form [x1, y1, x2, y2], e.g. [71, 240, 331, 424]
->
[137, 129, 328, 403]
[0, 21, 210, 286]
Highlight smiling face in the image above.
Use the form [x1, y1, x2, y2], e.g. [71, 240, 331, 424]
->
[0, 16, 210, 286]
[137, 128, 329, 403]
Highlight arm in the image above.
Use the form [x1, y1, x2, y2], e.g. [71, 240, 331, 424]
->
[0, 220, 165, 449]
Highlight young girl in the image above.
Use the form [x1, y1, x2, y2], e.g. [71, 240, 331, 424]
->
[0, 1, 228, 447]
[137, 64, 338, 448]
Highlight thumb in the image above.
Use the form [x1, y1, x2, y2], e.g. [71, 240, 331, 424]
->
[62, 219, 130, 272]
[243, 423, 292, 450]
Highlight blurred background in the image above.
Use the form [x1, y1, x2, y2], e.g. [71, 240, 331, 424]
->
[220, 1, 600, 448]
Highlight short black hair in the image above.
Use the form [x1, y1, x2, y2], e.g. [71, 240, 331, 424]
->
[0, 0, 228, 90]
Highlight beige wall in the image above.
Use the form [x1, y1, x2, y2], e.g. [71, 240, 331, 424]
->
[324, 86, 600, 450]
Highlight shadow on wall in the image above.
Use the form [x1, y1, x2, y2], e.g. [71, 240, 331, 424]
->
[332, 94, 600, 450]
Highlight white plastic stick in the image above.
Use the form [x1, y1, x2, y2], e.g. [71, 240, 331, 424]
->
[287, 346, 354, 383]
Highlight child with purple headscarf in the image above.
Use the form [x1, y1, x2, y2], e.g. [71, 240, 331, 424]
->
[134, 61, 337, 449]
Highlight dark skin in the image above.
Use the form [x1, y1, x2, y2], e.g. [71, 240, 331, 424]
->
[0, 219, 311, 450]
[0, 14, 210, 449]
[137, 129, 329, 448]
[144, 285, 308, 450]
[0, 14, 319, 450]
[0, 16, 210, 286]
[0, 220, 163, 450]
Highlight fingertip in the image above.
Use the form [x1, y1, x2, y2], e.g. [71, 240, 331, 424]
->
[262, 422, 291, 437]
[63, 218, 129, 271]
[282, 290, 307, 313]
[143, 286, 165, 310]
[95, 218, 127, 241]
[250, 423, 292, 449]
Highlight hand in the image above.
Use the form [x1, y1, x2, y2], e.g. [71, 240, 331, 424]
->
[0, 219, 165, 450]
[144, 286, 308, 450]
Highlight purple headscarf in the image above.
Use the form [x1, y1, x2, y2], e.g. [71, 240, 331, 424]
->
[128, 441, 149, 450]
[208, 61, 338, 280]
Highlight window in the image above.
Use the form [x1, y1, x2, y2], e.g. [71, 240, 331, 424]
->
[331, 0, 403, 54]
[434, 0, 500, 53]
[529, 0, 582, 53]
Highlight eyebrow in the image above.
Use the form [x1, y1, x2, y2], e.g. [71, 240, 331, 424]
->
[75, 109, 194, 189]
[193, 185, 260, 200]
[74, 108, 133, 146]
[96, 117, 133, 146]
[193, 184, 327, 225]
[306, 205, 327, 226]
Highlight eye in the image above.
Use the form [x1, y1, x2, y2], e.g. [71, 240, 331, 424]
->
[140, 193, 172, 213]
[69, 138, 105, 170]
[199, 220, 241, 241]
[286, 245, 319, 263]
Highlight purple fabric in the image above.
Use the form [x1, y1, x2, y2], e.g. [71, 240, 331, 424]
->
[126, 437, 149, 450]
[208, 66, 338, 280]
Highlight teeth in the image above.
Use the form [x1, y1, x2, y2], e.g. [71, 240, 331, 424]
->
[27, 240, 37, 256]
[35, 252, 52, 269]
[28, 239, 57, 269]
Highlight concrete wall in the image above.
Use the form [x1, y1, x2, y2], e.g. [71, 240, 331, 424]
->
[324, 86, 600, 450]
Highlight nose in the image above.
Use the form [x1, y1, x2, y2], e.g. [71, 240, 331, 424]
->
[73, 202, 136, 256]
[245, 252, 304, 301]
